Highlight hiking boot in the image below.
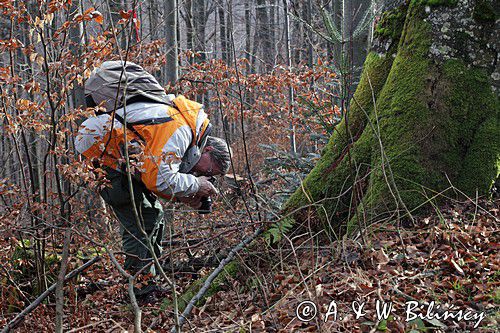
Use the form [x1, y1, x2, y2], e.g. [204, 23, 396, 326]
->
[134, 284, 169, 305]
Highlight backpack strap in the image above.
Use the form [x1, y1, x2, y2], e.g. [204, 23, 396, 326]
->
[113, 103, 175, 143]
[171, 95, 209, 148]
[114, 113, 146, 143]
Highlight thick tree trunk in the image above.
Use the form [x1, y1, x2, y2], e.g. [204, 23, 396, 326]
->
[285, 0, 499, 232]
[69, 1, 85, 111]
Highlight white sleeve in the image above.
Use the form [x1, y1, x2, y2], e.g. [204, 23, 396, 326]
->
[75, 116, 107, 154]
[155, 125, 200, 197]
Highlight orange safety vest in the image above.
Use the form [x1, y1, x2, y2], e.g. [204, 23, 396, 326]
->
[76, 95, 210, 199]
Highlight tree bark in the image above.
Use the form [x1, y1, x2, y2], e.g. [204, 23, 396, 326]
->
[269, 0, 277, 65]
[69, 1, 85, 111]
[255, 0, 273, 70]
[285, 0, 499, 232]
[331, 0, 342, 63]
[304, 0, 314, 68]
[148, 0, 160, 40]
[218, 2, 228, 63]
[55, 229, 71, 333]
[291, 1, 302, 65]
[283, 0, 296, 154]
[184, 0, 195, 56]
[108, 0, 127, 50]
[245, 0, 252, 71]
[226, 0, 234, 64]
[193, 0, 207, 62]
[164, 0, 179, 86]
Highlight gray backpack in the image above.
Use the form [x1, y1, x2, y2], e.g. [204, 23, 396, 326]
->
[84, 60, 169, 112]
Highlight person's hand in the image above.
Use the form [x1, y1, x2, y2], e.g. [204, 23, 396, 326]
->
[196, 176, 218, 197]
[178, 195, 202, 209]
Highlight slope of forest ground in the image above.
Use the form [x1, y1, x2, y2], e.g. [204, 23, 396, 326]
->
[0, 0, 498, 332]
[1, 193, 498, 332]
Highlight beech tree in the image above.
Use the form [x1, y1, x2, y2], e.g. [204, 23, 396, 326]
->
[285, 0, 499, 232]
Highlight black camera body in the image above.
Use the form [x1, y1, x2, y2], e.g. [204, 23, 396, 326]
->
[198, 177, 216, 215]
[198, 196, 213, 214]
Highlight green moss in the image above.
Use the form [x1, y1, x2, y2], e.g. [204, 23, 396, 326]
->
[285, 50, 398, 231]
[285, 2, 408, 231]
[411, 0, 458, 7]
[473, 0, 497, 22]
[353, 3, 498, 231]
[357, 3, 497, 222]
[375, 6, 407, 39]
[287, 0, 498, 236]
[443, 60, 500, 194]
[490, 288, 500, 304]
[351, 3, 435, 224]
[6, 241, 61, 311]
[159, 261, 240, 313]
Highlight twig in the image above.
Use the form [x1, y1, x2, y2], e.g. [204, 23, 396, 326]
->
[170, 227, 264, 333]
[55, 228, 72, 333]
[105, 249, 142, 333]
[2, 256, 101, 333]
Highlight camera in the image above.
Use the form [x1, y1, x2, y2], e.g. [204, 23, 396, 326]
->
[198, 196, 213, 214]
[198, 177, 215, 215]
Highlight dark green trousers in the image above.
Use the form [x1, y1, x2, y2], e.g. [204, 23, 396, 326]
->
[99, 168, 164, 274]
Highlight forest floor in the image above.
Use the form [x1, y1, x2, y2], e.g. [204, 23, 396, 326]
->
[1, 195, 498, 332]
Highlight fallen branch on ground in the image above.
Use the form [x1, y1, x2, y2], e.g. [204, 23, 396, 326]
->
[170, 227, 263, 333]
[2, 256, 101, 333]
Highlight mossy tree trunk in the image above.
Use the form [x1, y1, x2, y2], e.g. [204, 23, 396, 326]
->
[285, 0, 499, 233]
